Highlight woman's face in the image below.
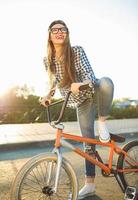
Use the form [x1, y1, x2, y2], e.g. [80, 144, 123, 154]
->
[49, 23, 68, 45]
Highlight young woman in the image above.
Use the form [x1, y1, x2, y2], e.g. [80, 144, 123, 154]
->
[41, 20, 114, 199]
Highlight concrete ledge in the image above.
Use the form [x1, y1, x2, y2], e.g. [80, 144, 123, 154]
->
[0, 132, 137, 152]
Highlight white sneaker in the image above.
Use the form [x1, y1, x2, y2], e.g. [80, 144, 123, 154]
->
[77, 183, 95, 200]
[98, 121, 110, 143]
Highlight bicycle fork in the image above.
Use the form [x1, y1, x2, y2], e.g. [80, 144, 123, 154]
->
[49, 139, 76, 193]
[47, 147, 63, 193]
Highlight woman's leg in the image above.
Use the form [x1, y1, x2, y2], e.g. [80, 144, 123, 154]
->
[76, 98, 96, 197]
[96, 77, 114, 117]
[96, 77, 114, 142]
[76, 77, 114, 198]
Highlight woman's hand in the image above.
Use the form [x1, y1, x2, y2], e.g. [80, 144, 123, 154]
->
[71, 80, 92, 94]
[39, 96, 51, 107]
[70, 82, 83, 94]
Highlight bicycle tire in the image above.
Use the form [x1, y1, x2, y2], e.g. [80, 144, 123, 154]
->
[11, 152, 78, 200]
[117, 140, 138, 189]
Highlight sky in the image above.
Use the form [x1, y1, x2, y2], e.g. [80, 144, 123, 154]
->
[0, 0, 138, 100]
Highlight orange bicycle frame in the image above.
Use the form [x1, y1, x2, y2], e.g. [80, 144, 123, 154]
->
[54, 129, 138, 175]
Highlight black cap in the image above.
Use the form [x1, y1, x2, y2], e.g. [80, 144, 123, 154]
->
[48, 20, 68, 30]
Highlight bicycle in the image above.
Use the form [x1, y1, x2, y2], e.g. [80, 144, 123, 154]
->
[11, 83, 138, 200]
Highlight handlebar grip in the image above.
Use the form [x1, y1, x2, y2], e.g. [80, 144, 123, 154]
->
[45, 100, 50, 106]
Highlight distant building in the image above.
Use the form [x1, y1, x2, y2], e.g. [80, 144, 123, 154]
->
[129, 100, 138, 107]
[115, 100, 138, 108]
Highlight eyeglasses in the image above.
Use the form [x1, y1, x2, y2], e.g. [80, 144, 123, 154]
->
[50, 27, 68, 34]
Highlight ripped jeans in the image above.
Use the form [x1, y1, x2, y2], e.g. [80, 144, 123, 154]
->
[76, 77, 114, 177]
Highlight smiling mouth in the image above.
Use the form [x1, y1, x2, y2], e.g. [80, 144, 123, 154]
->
[55, 35, 64, 40]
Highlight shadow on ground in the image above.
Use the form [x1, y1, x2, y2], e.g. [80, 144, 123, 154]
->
[82, 195, 103, 200]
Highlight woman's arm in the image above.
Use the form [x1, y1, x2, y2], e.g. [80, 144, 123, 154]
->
[70, 46, 96, 94]
[79, 46, 96, 84]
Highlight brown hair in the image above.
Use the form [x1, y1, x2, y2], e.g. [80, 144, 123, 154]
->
[46, 20, 76, 87]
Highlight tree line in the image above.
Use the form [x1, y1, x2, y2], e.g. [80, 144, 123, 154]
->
[0, 85, 138, 124]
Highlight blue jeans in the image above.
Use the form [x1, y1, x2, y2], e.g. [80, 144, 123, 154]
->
[76, 77, 114, 177]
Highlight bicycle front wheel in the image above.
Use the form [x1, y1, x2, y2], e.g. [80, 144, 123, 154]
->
[11, 153, 78, 200]
[117, 140, 138, 189]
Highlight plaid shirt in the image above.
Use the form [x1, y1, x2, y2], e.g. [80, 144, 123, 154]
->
[43, 46, 96, 108]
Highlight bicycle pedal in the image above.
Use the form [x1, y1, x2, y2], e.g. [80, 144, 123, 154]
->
[124, 186, 138, 200]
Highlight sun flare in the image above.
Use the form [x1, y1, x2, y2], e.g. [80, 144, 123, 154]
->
[0, 83, 11, 96]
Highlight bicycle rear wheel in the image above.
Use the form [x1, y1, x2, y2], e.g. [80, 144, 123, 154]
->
[11, 153, 78, 200]
[117, 140, 138, 189]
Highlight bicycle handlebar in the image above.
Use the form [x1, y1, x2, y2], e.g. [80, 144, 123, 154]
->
[47, 82, 92, 126]
[47, 91, 71, 126]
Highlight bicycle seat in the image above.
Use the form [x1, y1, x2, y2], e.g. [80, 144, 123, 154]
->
[110, 133, 125, 143]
